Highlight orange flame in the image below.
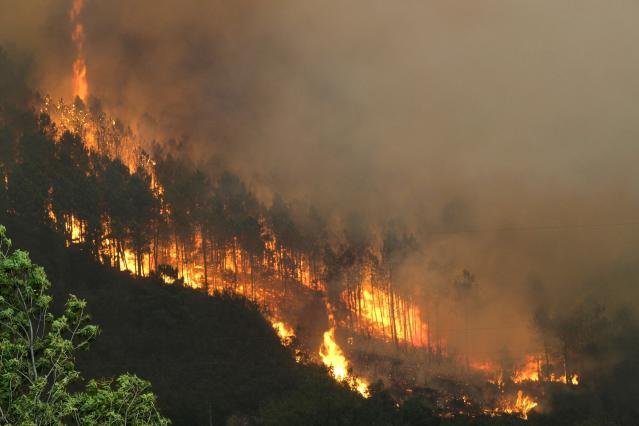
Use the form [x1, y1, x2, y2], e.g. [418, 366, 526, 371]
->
[504, 390, 538, 420]
[272, 321, 295, 344]
[512, 356, 539, 383]
[319, 304, 369, 397]
[70, 0, 88, 101]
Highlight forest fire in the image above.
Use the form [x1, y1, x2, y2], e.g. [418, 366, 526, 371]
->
[40, 91, 593, 419]
[272, 321, 295, 344]
[69, 0, 88, 101]
[320, 304, 369, 397]
[510, 355, 580, 385]
[501, 390, 538, 420]
[2, 0, 639, 424]
[355, 276, 429, 347]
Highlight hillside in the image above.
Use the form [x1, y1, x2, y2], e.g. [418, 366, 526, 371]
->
[0, 215, 300, 423]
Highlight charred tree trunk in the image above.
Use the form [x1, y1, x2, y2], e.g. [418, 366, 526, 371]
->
[563, 341, 569, 384]
[232, 238, 238, 291]
[250, 256, 256, 301]
[174, 233, 180, 279]
[389, 265, 398, 347]
[202, 231, 208, 292]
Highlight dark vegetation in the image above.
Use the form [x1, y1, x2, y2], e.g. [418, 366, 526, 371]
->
[0, 46, 443, 425]
[0, 225, 169, 424]
[1, 46, 638, 424]
[0, 215, 444, 424]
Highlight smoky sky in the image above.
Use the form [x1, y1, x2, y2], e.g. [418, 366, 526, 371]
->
[2, 0, 639, 357]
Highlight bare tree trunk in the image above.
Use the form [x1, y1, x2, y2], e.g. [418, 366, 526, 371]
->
[543, 342, 550, 382]
[174, 233, 180, 279]
[202, 232, 208, 292]
[232, 238, 238, 291]
[563, 341, 569, 384]
[250, 256, 256, 301]
[389, 266, 398, 347]
[153, 222, 159, 273]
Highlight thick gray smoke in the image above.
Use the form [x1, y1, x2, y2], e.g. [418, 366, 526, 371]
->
[2, 0, 639, 360]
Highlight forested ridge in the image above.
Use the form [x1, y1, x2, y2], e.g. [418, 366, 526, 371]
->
[0, 45, 444, 425]
[2, 46, 639, 425]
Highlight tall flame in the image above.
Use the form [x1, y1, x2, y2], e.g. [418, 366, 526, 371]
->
[505, 390, 538, 420]
[70, 0, 88, 101]
[319, 303, 369, 397]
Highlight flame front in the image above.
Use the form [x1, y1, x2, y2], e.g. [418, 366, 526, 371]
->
[320, 327, 348, 381]
[510, 355, 579, 385]
[319, 305, 369, 397]
[272, 321, 295, 344]
[512, 356, 540, 383]
[501, 390, 538, 420]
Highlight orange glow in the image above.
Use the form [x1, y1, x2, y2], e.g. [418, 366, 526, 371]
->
[503, 390, 538, 420]
[72, 58, 88, 102]
[512, 356, 540, 383]
[472, 354, 581, 389]
[272, 321, 295, 345]
[550, 373, 579, 385]
[319, 304, 369, 397]
[42, 90, 437, 400]
[350, 270, 428, 347]
[69, 0, 88, 101]
[470, 360, 495, 373]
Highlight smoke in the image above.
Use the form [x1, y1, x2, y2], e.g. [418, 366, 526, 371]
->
[2, 0, 639, 360]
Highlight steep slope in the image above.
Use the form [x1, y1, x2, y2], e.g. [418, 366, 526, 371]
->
[1, 216, 300, 424]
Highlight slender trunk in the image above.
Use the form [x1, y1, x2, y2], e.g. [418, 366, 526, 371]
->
[389, 265, 398, 347]
[357, 277, 363, 334]
[215, 241, 220, 290]
[153, 223, 159, 273]
[464, 300, 469, 369]
[232, 238, 238, 290]
[563, 341, 569, 384]
[371, 285, 378, 337]
[250, 256, 256, 301]
[174, 233, 180, 279]
[202, 230, 208, 292]
[182, 242, 187, 284]
[536, 356, 542, 383]
[543, 342, 550, 382]
[346, 276, 353, 330]
[401, 299, 409, 346]
[115, 239, 121, 270]
[279, 247, 286, 294]
[427, 307, 432, 359]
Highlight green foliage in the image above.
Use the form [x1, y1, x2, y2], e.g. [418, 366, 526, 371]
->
[77, 375, 168, 425]
[0, 225, 169, 425]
